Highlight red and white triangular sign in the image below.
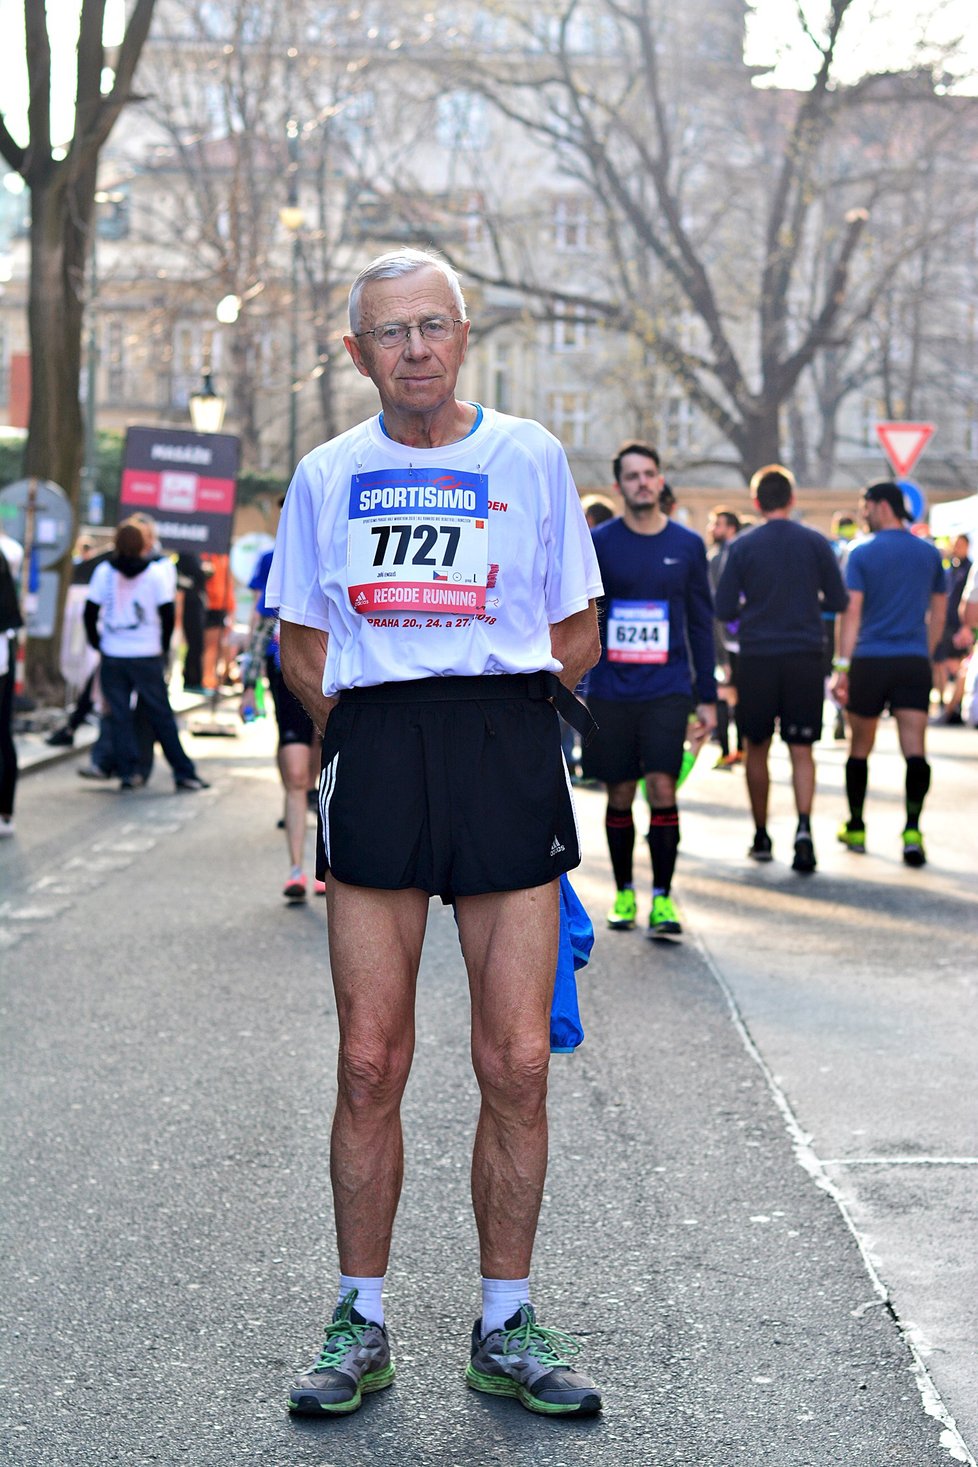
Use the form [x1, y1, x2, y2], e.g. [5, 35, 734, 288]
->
[876, 422, 935, 478]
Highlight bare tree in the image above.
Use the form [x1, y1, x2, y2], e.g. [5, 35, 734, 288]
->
[420, 0, 978, 482]
[0, 0, 157, 691]
[125, 0, 445, 472]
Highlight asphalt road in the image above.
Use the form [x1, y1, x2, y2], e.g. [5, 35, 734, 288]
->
[1, 711, 975, 1466]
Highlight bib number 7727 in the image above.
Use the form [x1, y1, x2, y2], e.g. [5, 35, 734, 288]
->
[347, 466, 489, 615]
[370, 522, 461, 568]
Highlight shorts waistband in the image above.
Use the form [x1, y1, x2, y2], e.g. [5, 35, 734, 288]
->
[339, 672, 598, 744]
[339, 673, 553, 705]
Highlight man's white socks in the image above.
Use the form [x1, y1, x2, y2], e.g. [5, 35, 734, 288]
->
[338, 1274, 385, 1326]
[481, 1276, 531, 1336]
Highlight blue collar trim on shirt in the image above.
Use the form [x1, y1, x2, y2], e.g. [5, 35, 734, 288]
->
[379, 404, 484, 440]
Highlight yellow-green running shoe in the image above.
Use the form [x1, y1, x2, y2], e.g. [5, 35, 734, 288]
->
[648, 894, 682, 941]
[837, 822, 866, 853]
[606, 888, 637, 930]
[902, 829, 926, 867]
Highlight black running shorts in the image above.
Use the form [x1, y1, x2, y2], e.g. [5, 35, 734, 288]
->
[315, 674, 580, 902]
[736, 651, 824, 745]
[267, 658, 314, 747]
[580, 694, 691, 784]
[847, 655, 932, 718]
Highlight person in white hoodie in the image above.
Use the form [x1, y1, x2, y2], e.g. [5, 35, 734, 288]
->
[84, 522, 208, 792]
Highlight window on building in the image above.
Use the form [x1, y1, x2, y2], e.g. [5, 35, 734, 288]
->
[491, 344, 511, 414]
[861, 397, 883, 450]
[461, 191, 487, 247]
[96, 189, 130, 240]
[552, 303, 588, 352]
[663, 395, 691, 455]
[548, 391, 591, 448]
[436, 92, 489, 151]
[965, 409, 978, 460]
[553, 197, 589, 252]
[106, 319, 125, 400]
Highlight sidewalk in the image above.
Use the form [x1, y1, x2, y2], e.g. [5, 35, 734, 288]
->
[15, 684, 238, 776]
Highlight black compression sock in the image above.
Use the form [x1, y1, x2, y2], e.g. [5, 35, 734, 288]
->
[845, 757, 868, 828]
[905, 757, 931, 828]
[647, 805, 680, 897]
[605, 805, 635, 890]
[716, 702, 730, 758]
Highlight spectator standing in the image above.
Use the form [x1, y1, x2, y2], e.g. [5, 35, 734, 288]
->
[84, 522, 209, 792]
[0, 531, 24, 837]
[705, 505, 743, 769]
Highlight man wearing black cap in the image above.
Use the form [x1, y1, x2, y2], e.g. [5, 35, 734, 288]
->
[832, 481, 947, 866]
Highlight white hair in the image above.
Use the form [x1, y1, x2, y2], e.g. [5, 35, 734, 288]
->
[348, 248, 467, 333]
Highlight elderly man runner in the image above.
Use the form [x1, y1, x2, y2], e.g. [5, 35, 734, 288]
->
[266, 248, 604, 1418]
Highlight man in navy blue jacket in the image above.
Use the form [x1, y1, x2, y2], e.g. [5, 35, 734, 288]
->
[583, 443, 716, 941]
[715, 465, 848, 871]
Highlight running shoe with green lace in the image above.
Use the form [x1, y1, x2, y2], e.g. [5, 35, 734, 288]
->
[606, 888, 637, 930]
[837, 822, 866, 853]
[648, 893, 682, 941]
[466, 1304, 602, 1416]
[902, 828, 926, 867]
[287, 1291, 395, 1415]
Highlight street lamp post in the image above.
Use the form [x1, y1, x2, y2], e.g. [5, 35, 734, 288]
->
[80, 189, 124, 525]
[280, 75, 304, 476]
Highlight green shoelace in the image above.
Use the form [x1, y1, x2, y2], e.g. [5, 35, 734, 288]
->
[314, 1291, 376, 1370]
[500, 1313, 580, 1369]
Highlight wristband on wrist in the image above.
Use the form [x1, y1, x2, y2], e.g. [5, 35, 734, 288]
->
[832, 657, 851, 672]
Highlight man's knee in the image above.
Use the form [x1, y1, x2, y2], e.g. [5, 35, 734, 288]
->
[337, 1038, 413, 1112]
[474, 1038, 551, 1111]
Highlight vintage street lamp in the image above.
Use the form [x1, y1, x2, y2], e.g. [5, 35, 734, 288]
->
[188, 370, 226, 434]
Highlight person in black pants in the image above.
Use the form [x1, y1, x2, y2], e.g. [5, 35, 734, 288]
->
[715, 465, 848, 872]
[176, 552, 208, 691]
[0, 534, 25, 837]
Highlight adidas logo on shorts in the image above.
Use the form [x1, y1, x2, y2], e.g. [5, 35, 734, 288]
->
[550, 836, 565, 857]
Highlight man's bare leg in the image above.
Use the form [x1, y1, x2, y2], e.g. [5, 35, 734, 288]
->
[457, 882, 559, 1279]
[787, 742, 815, 819]
[325, 878, 430, 1276]
[280, 742, 310, 874]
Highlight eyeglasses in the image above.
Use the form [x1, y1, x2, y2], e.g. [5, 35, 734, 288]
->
[354, 317, 464, 349]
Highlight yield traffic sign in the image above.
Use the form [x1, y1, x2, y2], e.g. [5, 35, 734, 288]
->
[875, 422, 935, 478]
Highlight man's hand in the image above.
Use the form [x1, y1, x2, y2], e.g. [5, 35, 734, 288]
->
[279, 621, 334, 734]
[550, 601, 600, 691]
[689, 703, 717, 750]
[831, 670, 849, 707]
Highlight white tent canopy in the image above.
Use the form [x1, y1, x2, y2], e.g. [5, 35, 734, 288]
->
[930, 493, 978, 546]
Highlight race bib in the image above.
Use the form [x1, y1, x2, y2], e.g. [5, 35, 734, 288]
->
[607, 599, 669, 664]
[347, 468, 489, 616]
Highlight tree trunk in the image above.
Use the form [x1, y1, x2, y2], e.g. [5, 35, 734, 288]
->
[736, 410, 782, 484]
[22, 167, 94, 699]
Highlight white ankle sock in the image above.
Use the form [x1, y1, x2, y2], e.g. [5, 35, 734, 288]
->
[480, 1276, 531, 1335]
[338, 1273, 385, 1326]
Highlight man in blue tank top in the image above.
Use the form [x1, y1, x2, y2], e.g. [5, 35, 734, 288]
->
[833, 481, 947, 866]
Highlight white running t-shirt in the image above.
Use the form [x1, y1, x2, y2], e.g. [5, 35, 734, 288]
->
[266, 409, 603, 696]
[87, 558, 175, 658]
